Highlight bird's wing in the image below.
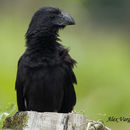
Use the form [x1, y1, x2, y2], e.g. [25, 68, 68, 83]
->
[57, 43, 77, 84]
[57, 45, 77, 113]
[60, 64, 77, 113]
[15, 56, 26, 111]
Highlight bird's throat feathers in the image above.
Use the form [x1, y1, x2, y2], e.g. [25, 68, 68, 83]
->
[25, 27, 61, 51]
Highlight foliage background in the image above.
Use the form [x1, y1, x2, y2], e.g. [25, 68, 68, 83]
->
[0, 0, 130, 129]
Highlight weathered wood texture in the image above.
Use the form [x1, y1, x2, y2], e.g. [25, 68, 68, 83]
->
[2, 111, 110, 130]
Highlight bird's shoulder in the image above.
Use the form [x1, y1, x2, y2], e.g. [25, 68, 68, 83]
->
[17, 43, 76, 69]
[56, 43, 76, 68]
[56, 43, 77, 84]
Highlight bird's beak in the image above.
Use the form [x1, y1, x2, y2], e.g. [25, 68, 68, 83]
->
[61, 12, 75, 25]
[54, 12, 75, 26]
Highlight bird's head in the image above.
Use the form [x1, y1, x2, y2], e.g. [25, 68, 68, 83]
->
[26, 7, 75, 38]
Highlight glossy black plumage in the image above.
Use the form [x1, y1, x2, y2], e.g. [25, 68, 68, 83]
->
[15, 7, 77, 113]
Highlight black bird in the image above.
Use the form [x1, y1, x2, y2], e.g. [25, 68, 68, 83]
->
[15, 7, 77, 113]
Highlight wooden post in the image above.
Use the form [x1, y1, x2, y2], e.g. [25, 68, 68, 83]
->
[2, 111, 110, 130]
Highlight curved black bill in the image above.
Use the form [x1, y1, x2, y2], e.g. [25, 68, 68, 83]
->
[54, 12, 75, 26]
[61, 12, 75, 25]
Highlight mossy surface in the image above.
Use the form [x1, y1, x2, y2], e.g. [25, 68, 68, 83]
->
[2, 112, 28, 130]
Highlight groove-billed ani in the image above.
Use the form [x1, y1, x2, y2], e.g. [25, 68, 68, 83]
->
[15, 7, 77, 113]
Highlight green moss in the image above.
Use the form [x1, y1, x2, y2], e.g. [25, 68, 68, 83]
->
[2, 112, 28, 130]
[72, 124, 77, 130]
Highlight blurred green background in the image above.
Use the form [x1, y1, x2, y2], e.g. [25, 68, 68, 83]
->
[0, 0, 130, 129]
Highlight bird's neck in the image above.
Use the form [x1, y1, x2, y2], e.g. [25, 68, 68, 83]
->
[26, 28, 59, 52]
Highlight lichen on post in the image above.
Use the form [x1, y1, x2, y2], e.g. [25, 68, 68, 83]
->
[3, 112, 28, 129]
